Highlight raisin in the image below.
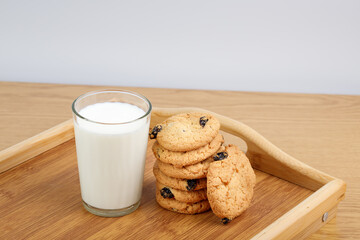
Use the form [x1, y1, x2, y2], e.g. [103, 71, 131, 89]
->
[221, 218, 231, 224]
[186, 179, 198, 191]
[199, 116, 209, 128]
[149, 125, 162, 139]
[213, 152, 228, 161]
[160, 187, 174, 198]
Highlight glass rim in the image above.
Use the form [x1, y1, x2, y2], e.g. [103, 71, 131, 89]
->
[71, 89, 152, 125]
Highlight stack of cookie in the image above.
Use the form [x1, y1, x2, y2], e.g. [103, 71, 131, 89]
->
[150, 112, 256, 223]
[150, 112, 224, 214]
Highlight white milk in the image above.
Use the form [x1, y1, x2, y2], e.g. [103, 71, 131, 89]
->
[74, 102, 149, 210]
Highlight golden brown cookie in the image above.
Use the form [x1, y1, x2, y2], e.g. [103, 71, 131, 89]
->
[156, 146, 226, 179]
[153, 162, 207, 191]
[156, 158, 212, 180]
[156, 182, 207, 203]
[152, 133, 224, 167]
[149, 112, 220, 152]
[155, 186, 210, 214]
[207, 144, 256, 223]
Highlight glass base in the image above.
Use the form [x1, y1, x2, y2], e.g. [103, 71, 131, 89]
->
[82, 200, 141, 217]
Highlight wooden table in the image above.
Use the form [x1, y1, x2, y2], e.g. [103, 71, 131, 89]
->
[0, 81, 358, 239]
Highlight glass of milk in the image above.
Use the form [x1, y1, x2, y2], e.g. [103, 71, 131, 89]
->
[72, 90, 151, 217]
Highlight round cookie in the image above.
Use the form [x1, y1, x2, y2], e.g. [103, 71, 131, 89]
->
[156, 146, 225, 179]
[150, 112, 220, 152]
[156, 186, 210, 214]
[152, 133, 224, 167]
[156, 182, 207, 203]
[207, 144, 256, 223]
[156, 158, 212, 180]
[153, 162, 207, 191]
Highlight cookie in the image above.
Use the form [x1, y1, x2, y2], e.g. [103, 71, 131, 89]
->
[156, 157, 212, 180]
[156, 186, 210, 214]
[207, 144, 256, 222]
[156, 146, 225, 179]
[153, 162, 207, 191]
[150, 112, 220, 152]
[152, 133, 224, 167]
[156, 182, 207, 203]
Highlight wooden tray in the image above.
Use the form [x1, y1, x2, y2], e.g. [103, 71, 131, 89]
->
[0, 107, 346, 239]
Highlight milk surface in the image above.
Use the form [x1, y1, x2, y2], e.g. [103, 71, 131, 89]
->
[74, 102, 149, 209]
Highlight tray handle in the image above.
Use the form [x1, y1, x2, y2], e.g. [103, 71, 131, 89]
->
[151, 107, 335, 191]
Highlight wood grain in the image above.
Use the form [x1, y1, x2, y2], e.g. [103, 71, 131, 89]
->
[0, 119, 74, 174]
[0, 106, 345, 238]
[0, 138, 313, 239]
[0, 81, 359, 238]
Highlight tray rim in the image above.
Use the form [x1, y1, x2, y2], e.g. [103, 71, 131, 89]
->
[0, 107, 346, 239]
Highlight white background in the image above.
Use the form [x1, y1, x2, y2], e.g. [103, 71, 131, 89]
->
[0, 0, 359, 94]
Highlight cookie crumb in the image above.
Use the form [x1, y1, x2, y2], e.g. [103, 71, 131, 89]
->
[221, 218, 231, 224]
